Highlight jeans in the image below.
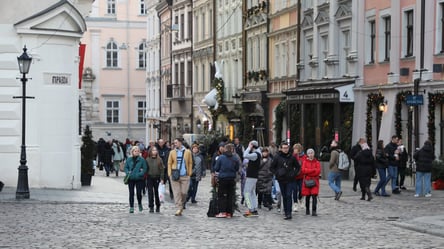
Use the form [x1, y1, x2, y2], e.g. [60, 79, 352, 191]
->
[386, 165, 398, 190]
[415, 171, 432, 195]
[128, 180, 145, 208]
[374, 168, 388, 195]
[244, 178, 258, 211]
[328, 171, 342, 194]
[279, 181, 296, 217]
[187, 178, 200, 202]
[293, 179, 303, 202]
[146, 176, 161, 208]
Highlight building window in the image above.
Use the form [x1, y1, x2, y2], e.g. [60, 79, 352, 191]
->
[406, 10, 414, 57]
[137, 101, 146, 124]
[107, 0, 116, 15]
[138, 42, 146, 69]
[106, 101, 119, 123]
[139, 0, 146, 15]
[384, 16, 391, 61]
[188, 11, 192, 40]
[187, 61, 192, 87]
[369, 20, 376, 64]
[180, 14, 185, 41]
[106, 41, 118, 68]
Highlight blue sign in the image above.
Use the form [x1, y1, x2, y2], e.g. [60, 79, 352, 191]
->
[406, 95, 424, 106]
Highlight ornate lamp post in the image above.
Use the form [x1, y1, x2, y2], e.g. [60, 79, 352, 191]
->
[15, 46, 32, 199]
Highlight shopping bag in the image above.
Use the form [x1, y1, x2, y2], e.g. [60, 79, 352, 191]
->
[158, 183, 165, 203]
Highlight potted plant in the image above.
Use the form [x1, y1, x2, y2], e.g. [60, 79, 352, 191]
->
[81, 125, 96, 186]
[432, 160, 444, 190]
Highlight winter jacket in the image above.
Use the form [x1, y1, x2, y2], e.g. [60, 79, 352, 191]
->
[293, 153, 307, 180]
[384, 142, 399, 167]
[257, 157, 273, 193]
[191, 153, 204, 181]
[301, 157, 321, 196]
[354, 149, 376, 178]
[124, 156, 148, 181]
[375, 148, 388, 169]
[214, 151, 240, 180]
[112, 142, 124, 161]
[270, 151, 299, 183]
[167, 146, 193, 177]
[243, 147, 262, 178]
[414, 142, 435, 172]
[146, 157, 165, 179]
[329, 148, 340, 172]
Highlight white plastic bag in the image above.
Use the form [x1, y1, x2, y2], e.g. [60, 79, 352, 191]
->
[158, 183, 165, 203]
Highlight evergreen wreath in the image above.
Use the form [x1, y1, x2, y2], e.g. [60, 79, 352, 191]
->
[428, 92, 444, 145]
[366, 93, 385, 146]
[274, 100, 286, 143]
[395, 91, 412, 138]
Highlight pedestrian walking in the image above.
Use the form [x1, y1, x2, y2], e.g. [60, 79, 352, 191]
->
[145, 146, 165, 213]
[301, 148, 321, 216]
[214, 143, 240, 218]
[354, 143, 376, 201]
[112, 140, 124, 177]
[413, 140, 435, 197]
[270, 142, 300, 220]
[384, 135, 401, 194]
[103, 140, 114, 177]
[168, 138, 193, 216]
[328, 140, 343, 200]
[156, 138, 172, 200]
[242, 140, 262, 217]
[125, 146, 148, 213]
[292, 143, 306, 212]
[374, 140, 390, 197]
[257, 147, 274, 210]
[350, 138, 366, 192]
[397, 138, 409, 190]
[186, 144, 204, 204]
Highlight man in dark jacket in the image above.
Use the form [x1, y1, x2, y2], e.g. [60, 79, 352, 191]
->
[413, 140, 435, 197]
[384, 135, 401, 194]
[350, 138, 366, 191]
[214, 143, 240, 218]
[156, 138, 172, 199]
[270, 142, 300, 220]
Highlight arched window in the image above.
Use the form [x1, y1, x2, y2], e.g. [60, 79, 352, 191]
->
[138, 42, 146, 69]
[106, 41, 118, 68]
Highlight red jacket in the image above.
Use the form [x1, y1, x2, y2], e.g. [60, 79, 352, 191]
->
[301, 157, 321, 196]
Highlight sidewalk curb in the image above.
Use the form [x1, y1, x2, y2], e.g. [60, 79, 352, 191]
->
[391, 221, 444, 238]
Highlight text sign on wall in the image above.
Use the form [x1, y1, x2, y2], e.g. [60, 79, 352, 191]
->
[44, 73, 71, 86]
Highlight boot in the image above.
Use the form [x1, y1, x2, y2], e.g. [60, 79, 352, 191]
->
[360, 191, 366, 200]
[312, 196, 317, 216]
[305, 196, 310, 215]
[366, 187, 373, 201]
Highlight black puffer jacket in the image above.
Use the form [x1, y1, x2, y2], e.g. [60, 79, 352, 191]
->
[414, 142, 435, 172]
[375, 148, 388, 169]
[355, 149, 376, 178]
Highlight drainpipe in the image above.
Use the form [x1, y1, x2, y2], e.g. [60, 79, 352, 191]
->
[126, 3, 131, 139]
[414, 0, 425, 149]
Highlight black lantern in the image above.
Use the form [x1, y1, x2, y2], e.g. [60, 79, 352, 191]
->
[15, 46, 32, 199]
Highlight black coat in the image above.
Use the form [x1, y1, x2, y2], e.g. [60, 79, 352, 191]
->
[270, 151, 300, 183]
[355, 149, 376, 178]
[414, 143, 435, 172]
[375, 148, 388, 169]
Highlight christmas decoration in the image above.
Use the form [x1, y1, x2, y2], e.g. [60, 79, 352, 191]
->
[366, 93, 385, 145]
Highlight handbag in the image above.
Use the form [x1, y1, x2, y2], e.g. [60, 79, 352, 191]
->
[305, 178, 316, 188]
[123, 174, 130, 185]
[119, 160, 125, 172]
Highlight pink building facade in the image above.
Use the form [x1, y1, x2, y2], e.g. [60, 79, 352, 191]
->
[356, 0, 444, 157]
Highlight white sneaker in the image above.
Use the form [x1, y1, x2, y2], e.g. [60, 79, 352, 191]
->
[293, 203, 298, 212]
[299, 200, 304, 210]
[414, 194, 419, 197]
[425, 193, 432, 197]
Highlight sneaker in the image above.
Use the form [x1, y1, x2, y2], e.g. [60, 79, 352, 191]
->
[226, 213, 232, 218]
[138, 204, 143, 212]
[243, 211, 253, 218]
[129, 207, 134, 213]
[392, 189, 401, 194]
[149, 207, 154, 213]
[400, 186, 407, 190]
[293, 203, 298, 212]
[425, 193, 432, 197]
[335, 191, 343, 200]
[414, 194, 419, 197]
[155, 206, 160, 213]
[216, 212, 227, 218]
[175, 209, 182, 216]
[284, 215, 292, 220]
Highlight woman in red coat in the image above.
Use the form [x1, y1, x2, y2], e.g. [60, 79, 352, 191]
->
[301, 148, 321, 216]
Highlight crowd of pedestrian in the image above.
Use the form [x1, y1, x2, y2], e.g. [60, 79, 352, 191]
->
[93, 133, 435, 218]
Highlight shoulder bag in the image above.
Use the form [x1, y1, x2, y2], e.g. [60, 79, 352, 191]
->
[171, 154, 184, 181]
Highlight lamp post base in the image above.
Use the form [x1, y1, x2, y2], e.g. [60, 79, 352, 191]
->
[16, 164, 30, 199]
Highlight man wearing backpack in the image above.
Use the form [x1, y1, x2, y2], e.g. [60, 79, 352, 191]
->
[328, 140, 343, 200]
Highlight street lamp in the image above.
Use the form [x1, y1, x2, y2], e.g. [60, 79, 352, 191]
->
[15, 46, 32, 199]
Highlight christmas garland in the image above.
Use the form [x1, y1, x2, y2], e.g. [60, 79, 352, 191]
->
[366, 93, 385, 146]
[274, 100, 286, 143]
[395, 91, 412, 138]
[428, 92, 444, 145]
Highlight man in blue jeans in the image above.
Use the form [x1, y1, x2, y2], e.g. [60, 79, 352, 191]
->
[384, 135, 401, 194]
[328, 140, 343, 200]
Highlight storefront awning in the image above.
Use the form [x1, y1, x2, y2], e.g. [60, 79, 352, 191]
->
[286, 82, 355, 102]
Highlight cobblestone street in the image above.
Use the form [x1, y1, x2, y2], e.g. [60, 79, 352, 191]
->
[1, 172, 443, 248]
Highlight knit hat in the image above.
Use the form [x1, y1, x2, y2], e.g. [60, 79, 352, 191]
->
[250, 140, 258, 148]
